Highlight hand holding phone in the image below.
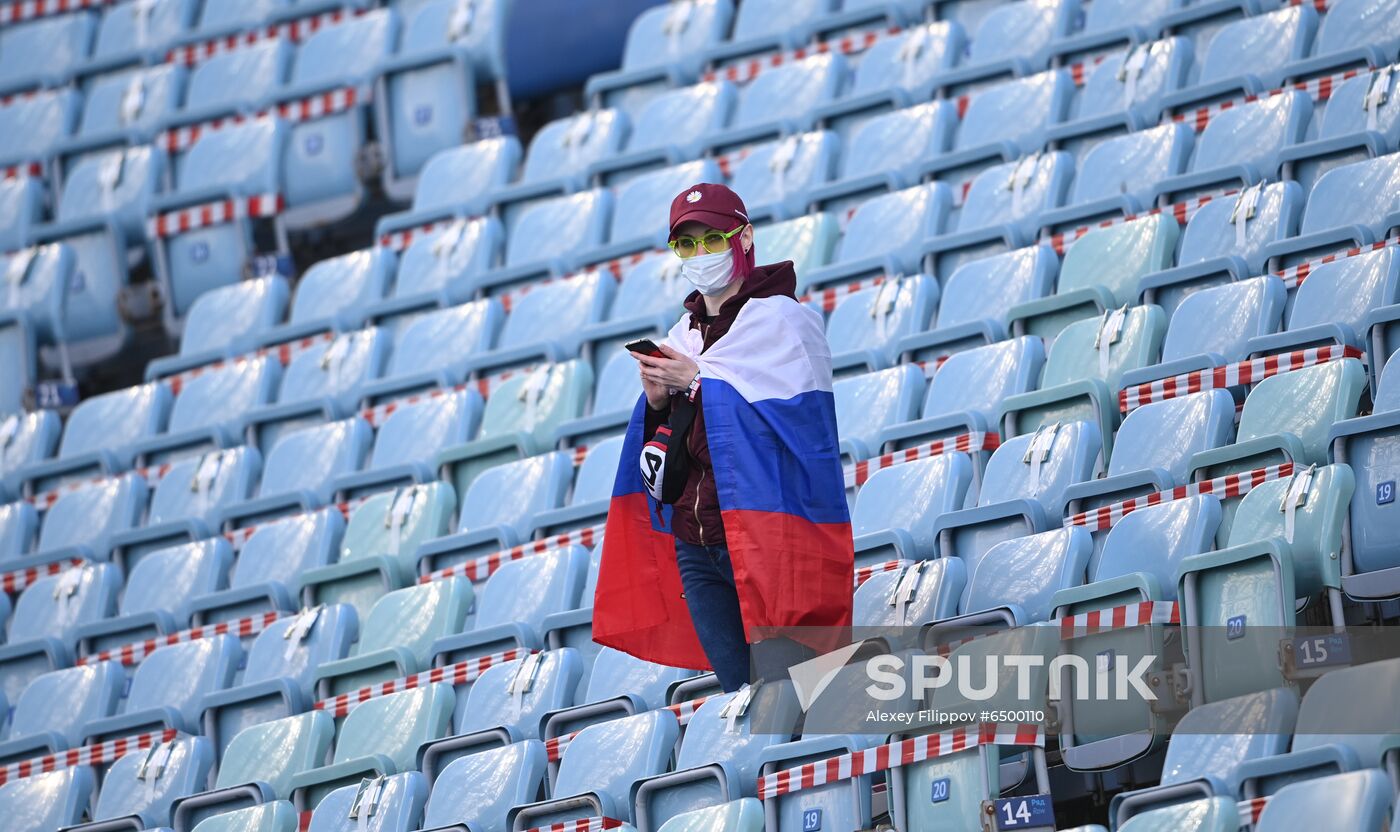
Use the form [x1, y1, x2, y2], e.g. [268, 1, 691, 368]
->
[625, 338, 666, 358]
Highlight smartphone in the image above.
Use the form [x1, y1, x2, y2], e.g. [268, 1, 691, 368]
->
[625, 338, 665, 357]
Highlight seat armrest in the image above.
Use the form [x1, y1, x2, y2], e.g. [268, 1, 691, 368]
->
[330, 462, 435, 501]
[216, 491, 321, 531]
[852, 528, 920, 562]
[1245, 323, 1359, 359]
[415, 525, 523, 578]
[188, 582, 297, 627]
[429, 622, 536, 666]
[933, 499, 1048, 557]
[1061, 467, 1173, 518]
[170, 782, 275, 832]
[1050, 573, 1158, 615]
[314, 646, 418, 699]
[1235, 744, 1361, 797]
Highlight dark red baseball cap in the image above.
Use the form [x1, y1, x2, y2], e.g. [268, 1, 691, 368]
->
[668, 182, 750, 240]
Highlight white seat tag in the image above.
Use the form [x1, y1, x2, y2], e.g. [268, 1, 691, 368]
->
[1365, 65, 1394, 132]
[1280, 464, 1315, 544]
[1007, 152, 1040, 218]
[0, 414, 18, 450]
[1119, 44, 1149, 106]
[1230, 181, 1263, 249]
[870, 278, 900, 341]
[1095, 306, 1127, 378]
[1023, 422, 1059, 494]
[349, 775, 388, 831]
[719, 682, 757, 734]
[519, 365, 551, 428]
[889, 560, 923, 626]
[508, 650, 543, 718]
[449, 0, 476, 41]
[120, 75, 147, 126]
[283, 604, 323, 660]
[385, 486, 418, 555]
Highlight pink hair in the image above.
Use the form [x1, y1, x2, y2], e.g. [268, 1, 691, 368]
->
[729, 224, 755, 282]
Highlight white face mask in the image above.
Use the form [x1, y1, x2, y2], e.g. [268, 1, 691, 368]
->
[680, 250, 738, 296]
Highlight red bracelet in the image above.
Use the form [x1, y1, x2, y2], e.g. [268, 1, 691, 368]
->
[686, 371, 701, 402]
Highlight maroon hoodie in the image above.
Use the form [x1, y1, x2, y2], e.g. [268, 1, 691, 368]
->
[643, 260, 800, 547]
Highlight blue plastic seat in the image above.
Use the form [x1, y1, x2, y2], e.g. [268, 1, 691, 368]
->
[751, 212, 839, 280]
[932, 0, 1080, 93]
[17, 472, 147, 570]
[806, 100, 958, 210]
[277, 9, 397, 229]
[511, 708, 679, 829]
[84, 634, 241, 743]
[1114, 798, 1241, 832]
[933, 420, 1102, 579]
[1047, 37, 1193, 151]
[832, 365, 923, 464]
[1155, 92, 1311, 204]
[369, 216, 504, 323]
[1255, 770, 1395, 832]
[853, 557, 965, 637]
[1178, 464, 1355, 703]
[1263, 150, 1400, 269]
[922, 150, 1074, 278]
[79, 0, 195, 78]
[303, 771, 427, 832]
[0, 244, 103, 377]
[1051, 0, 1180, 59]
[1272, 0, 1400, 82]
[371, 0, 510, 200]
[419, 450, 574, 578]
[489, 109, 629, 221]
[901, 246, 1056, 359]
[881, 337, 1045, 473]
[573, 252, 690, 381]
[300, 482, 456, 620]
[704, 53, 845, 154]
[146, 277, 291, 380]
[189, 508, 343, 627]
[825, 275, 938, 375]
[532, 437, 627, 539]
[951, 525, 1092, 626]
[1283, 64, 1400, 196]
[1141, 182, 1302, 315]
[918, 69, 1074, 184]
[57, 64, 186, 169]
[801, 183, 953, 293]
[0, 13, 94, 95]
[0, 176, 42, 253]
[851, 454, 974, 568]
[1041, 123, 1194, 232]
[118, 448, 257, 574]
[1330, 349, 1400, 599]
[421, 740, 548, 832]
[164, 39, 293, 129]
[1009, 214, 1178, 341]
[359, 300, 505, 406]
[0, 88, 81, 170]
[700, 0, 836, 67]
[258, 248, 395, 346]
[329, 389, 481, 499]
[1248, 246, 1400, 361]
[288, 683, 454, 809]
[582, 159, 722, 266]
[811, 21, 966, 130]
[585, 0, 735, 116]
[590, 81, 736, 184]
[543, 646, 698, 739]
[153, 117, 288, 333]
[1107, 687, 1295, 823]
[726, 131, 840, 222]
[216, 417, 372, 530]
[0, 563, 120, 706]
[0, 500, 36, 561]
[466, 274, 614, 374]
[0, 766, 96, 832]
[82, 734, 215, 831]
[374, 136, 522, 245]
[188, 0, 290, 38]
[242, 327, 391, 451]
[0, 320, 37, 424]
[541, 550, 605, 682]
[313, 579, 472, 698]
[1160, 5, 1317, 111]
[170, 711, 334, 832]
[0, 661, 122, 764]
[74, 538, 232, 659]
[140, 362, 280, 466]
[202, 605, 357, 758]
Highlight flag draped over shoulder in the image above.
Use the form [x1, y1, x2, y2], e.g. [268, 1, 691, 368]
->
[592, 296, 855, 670]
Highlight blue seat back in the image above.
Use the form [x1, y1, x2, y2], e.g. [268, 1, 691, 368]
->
[196, 0, 288, 33]
[368, 390, 480, 470]
[277, 328, 388, 406]
[176, 116, 284, 195]
[925, 337, 1045, 424]
[1298, 152, 1400, 241]
[1287, 245, 1400, 335]
[521, 109, 628, 185]
[0, 766, 95, 832]
[978, 420, 1102, 514]
[1289, 657, 1400, 767]
[230, 508, 344, 590]
[0, 176, 41, 252]
[730, 53, 842, 132]
[331, 684, 454, 770]
[1117, 798, 1240, 832]
[959, 151, 1072, 236]
[176, 277, 290, 359]
[1189, 92, 1309, 179]
[626, 81, 734, 154]
[0, 411, 58, 482]
[9, 564, 120, 646]
[845, 21, 964, 101]
[56, 145, 165, 243]
[288, 248, 394, 328]
[553, 708, 679, 818]
[936, 246, 1057, 330]
[245, 602, 357, 698]
[498, 272, 615, 351]
[584, 647, 694, 708]
[289, 9, 396, 89]
[120, 539, 231, 620]
[727, 131, 838, 216]
[385, 300, 502, 379]
[607, 160, 719, 245]
[590, 352, 646, 421]
[340, 482, 456, 570]
[424, 740, 547, 832]
[1077, 37, 1189, 124]
[0, 501, 36, 561]
[0, 14, 93, 90]
[123, 634, 241, 727]
[1109, 391, 1235, 483]
[833, 183, 950, 269]
[853, 455, 974, 552]
[964, 526, 1091, 621]
[726, 0, 832, 45]
[853, 558, 966, 628]
[841, 103, 955, 182]
[1068, 124, 1192, 209]
[91, 0, 193, 57]
[607, 252, 689, 323]
[78, 64, 185, 138]
[458, 451, 573, 536]
[826, 276, 938, 365]
[1157, 687, 1296, 792]
[182, 39, 292, 114]
[476, 545, 586, 633]
[1093, 495, 1222, 596]
[1038, 305, 1166, 391]
[1058, 214, 1178, 307]
[1258, 770, 1395, 832]
[215, 710, 335, 795]
[170, 362, 279, 439]
[956, 69, 1071, 155]
[38, 473, 147, 553]
[1317, 66, 1400, 143]
[616, 0, 733, 75]
[94, 734, 213, 827]
[1237, 359, 1367, 465]
[458, 648, 582, 738]
[1159, 277, 1286, 366]
[399, 0, 511, 78]
[1196, 6, 1315, 90]
[10, 661, 122, 748]
[58, 382, 170, 460]
[404, 136, 522, 217]
[1080, 0, 1176, 33]
[0, 89, 79, 163]
[305, 771, 427, 832]
[1177, 182, 1299, 274]
[752, 208, 840, 277]
[833, 365, 923, 452]
[572, 438, 625, 504]
[355, 579, 472, 663]
[258, 417, 371, 500]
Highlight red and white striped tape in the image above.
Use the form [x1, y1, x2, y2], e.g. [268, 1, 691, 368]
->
[159, 87, 365, 153]
[147, 192, 282, 239]
[163, 330, 335, 396]
[357, 366, 544, 427]
[1, 161, 42, 181]
[1046, 188, 1235, 255]
[798, 275, 887, 313]
[1064, 462, 1297, 533]
[77, 610, 285, 667]
[522, 819, 625, 832]
[1273, 235, 1400, 290]
[0, 0, 113, 25]
[853, 559, 909, 588]
[421, 522, 606, 584]
[1238, 796, 1270, 827]
[0, 558, 83, 595]
[165, 8, 366, 65]
[545, 695, 711, 763]
[312, 647, 531, 718]
[701, 26, 901, 85]
[844, 432, 1001, 489]
[757, 722, 1044, 800]
[1119, 345, 1364, 412]
[0, 727, 179, 786]
[377, 218, 465, 252]
[27, 462, 174, 512]
[1057, 600, 1180, 640]
[1172, 66, 1363, 133]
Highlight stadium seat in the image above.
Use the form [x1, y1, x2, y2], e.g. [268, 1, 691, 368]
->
[216, 417, 372, 530]
[0, 14, 94, 95]
[853, 557, 965, 641]
[932, 0, 1080, 93]
[420, 740, 548, 832]
[162, 39, 292, 129]
[83, 634, 241, 743]
[1263, 151, 1400, 270]
[189, 801, 301, 832]
[811, 22, 966, 131]
[314, 579, 471, 697]
[0, 500, 37, 561]
[574, 252, 690, 380]
[145, 277, 291, 380]
[464, 279, 613, 376]
[703, 54, 845, 155]
[134, 360, 281, 463]
[356, 301, 503, 405]
[589, 80, 736, 184]
[933, 419, 1101, 579]
[1246, 246, 1400, 361]
[255, 248, 396, 346]
[1041, 123, 1194, 232]
[0, 176, 43, 254]
[0, 563, 118, 704]
[1178, 464, 1355, 703]
[79, 0, 196, 79]
[999, 304, 1167, 460]
[170, 711, 334, 831]
[751, 212, 839, 280]
[289, 683, 454, 809]
[189, 508, 344, 628]
[0, 89, 81, 172]
[15, 471, 148, 570]
[419, 450, 574, 577]
[472, 190, 610, 296]
[56, 64, 186, 174]
[1160, 5, 1317, 111]
[832, 364, 923, 463]
[1114, 797, 1240, 832]
[1329, 349, 1400, 599]
[531, 437, 627, 538]
[1048, 37, 1193, 152]
[0, 410, 60, 501]
[949, 525, 1092, 626]
[1287, 0, 1400, 82]
[700, 0, 836, 67]
[364, 217, 502, 324]
[825, 275, 939, 375]
[0, 766, 96, 832]
[511, 707, 679, 829]
[15, 381, 170, 496]
[0, 661, 122, 764]
[74, 538, 232, 657]
[585, 0, 735, 116]
[202, 604, 358, 758]
[302, 770, 427, 832]
[542, 646, 697, 740]
[1051, 0, 1180, 61]
[1254, 769, 1395, 832]
[73, 734, 215, 832]
[373, 136, 522, 244]
[331, 390, 480, 499]
[1008, 214, 1178, 340]
[301, 482, 456, 620]
[277, 9, 398, 229]
[899, 245, 1056, 359]
[581, 159, 722, 266]
[490, 109, 629, 221]
[723, 130, 842, 222]
[850, 454, 974, 567]
[801, 183, 953, 293]
[1154, 92, 1311, 204]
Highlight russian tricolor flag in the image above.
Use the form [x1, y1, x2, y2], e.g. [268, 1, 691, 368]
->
[593, 297, 855, 670]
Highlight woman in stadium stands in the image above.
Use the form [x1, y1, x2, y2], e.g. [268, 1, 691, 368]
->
[592, 183, 855, 692]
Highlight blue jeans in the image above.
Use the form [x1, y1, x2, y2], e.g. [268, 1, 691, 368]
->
[674, 539, 752, 692]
